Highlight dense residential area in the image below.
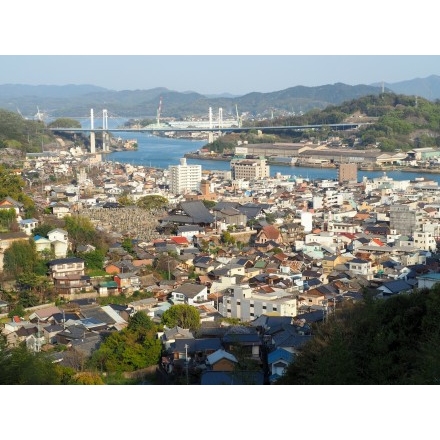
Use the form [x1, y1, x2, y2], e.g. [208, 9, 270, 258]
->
[3, 135, 440, 385]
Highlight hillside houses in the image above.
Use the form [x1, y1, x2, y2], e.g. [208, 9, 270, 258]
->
[5, 145, 440, 385]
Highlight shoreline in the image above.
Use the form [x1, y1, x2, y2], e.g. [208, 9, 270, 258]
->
[183, 153, 440, 174]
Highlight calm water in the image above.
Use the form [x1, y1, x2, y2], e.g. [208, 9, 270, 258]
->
[92, 119, 440, 184]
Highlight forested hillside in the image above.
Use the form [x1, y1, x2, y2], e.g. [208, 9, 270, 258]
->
[0, 109, 56, 153]
[244, 93, 440, 152]
[276, 285, 440, 385]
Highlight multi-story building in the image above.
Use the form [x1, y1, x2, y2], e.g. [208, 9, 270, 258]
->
[230, 157, 270, 180]
[412, 230, 437, 252]
[168, 158, 202, 195]
[338, 163, 358, 183]
[390, 204, 418, 236]
[219, 284, 297, 321]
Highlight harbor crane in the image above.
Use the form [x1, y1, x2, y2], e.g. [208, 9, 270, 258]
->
[156, 96, 163, 126]
[235, 104, 242, 128]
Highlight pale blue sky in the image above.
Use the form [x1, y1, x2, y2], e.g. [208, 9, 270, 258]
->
[1, 55, 440, 96]
[2, 2, 439, 95]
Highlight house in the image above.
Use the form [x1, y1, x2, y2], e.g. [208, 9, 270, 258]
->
[222, 326, 262, 361]
[48, 257, 85, 279]
[268, 347, 295, 383]
[170, 283, 208, 305]
[376, 279, 414, 297]
[47, 228, 69, 258]
[19, 218, 38, 236]
[298, 288, 326, 308]
[322, 254, 351, 274]
[42, 324, 65, 344]
[417, 272, 440, 290]
[50, 202, 71, 218]
[206, 348, 238, 372]
[193, 256, 218, 275]
[0, 196, 24, 217]
[114, 272, 141, 293]
[177, 225, 203, 241]
[267, 323, 313, 354]
[53, 274, 92, 296]
[34, 235, 52, 254]
[160, 326, 194, 351]
[28, 306, 62, 323]
[171, 337, 223, 363]
[170, 236, 190, 248]
[128, 297, 158, 313]
[96, 281, 119, 297]
[47, 228, 68, 242]
[255, 225, 282, 245]
[105, 260, 137, 275]
[347, 258, 373, 278]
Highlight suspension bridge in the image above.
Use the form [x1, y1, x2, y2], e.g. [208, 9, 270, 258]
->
[47, 108, 368, 153]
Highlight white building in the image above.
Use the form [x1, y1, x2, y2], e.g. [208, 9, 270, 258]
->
[168, 158, 202, 195]
[300, 211, 313, 233]
[230, 158, 270, 180]
[219, 284, 297, 322]
[412, 230, 437, 252]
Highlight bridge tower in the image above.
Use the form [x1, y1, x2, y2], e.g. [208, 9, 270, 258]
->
[218, 107, 223, 129]
[102, 109, 109, 152]
[90, 109, 96, 154]
[208, 107, 214, 143]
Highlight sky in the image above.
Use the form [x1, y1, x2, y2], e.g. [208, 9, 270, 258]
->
[1, 55, 440, 96]
[1, 2, 439, 96]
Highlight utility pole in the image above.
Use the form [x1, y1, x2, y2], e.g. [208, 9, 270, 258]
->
[185, 344, 189, 385]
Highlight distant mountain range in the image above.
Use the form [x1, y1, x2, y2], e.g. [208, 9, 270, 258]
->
[1, 75, 439, 120]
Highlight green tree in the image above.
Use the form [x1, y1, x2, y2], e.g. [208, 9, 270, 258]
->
[117, 194, 135, 206]
[0, 165, 35, 214]
[7, 304, 25, 319]
[121, 237, 134, 254]
[136, 195, 168, 211]
[202, 199, 216, 209]
[64, 215, 98, 252]
[0, 208, 17, 231]
[79, 249, 105, 271]
[3, 239, 39, 278]
[161, 303, 201, 331]
[48, 118, 81, 129]
[0, 342, 64, 384]
[128, 311, 156, 334]
[88, 313, 162, 373]
[33, 222, 56, 238]
[276, 286, 440, 385]
[221, 230, 236, 245]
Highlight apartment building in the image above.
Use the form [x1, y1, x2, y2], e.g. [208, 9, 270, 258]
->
[168, 158, 202, 195]
[230, 158, 270, 180]
[219, 284, 297, 322]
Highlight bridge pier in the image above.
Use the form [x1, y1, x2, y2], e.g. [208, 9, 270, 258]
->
[102, 109, 110, 152]
[90, 109, 96, 154]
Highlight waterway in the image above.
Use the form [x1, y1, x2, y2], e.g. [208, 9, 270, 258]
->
[92, 119, 440, 184]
